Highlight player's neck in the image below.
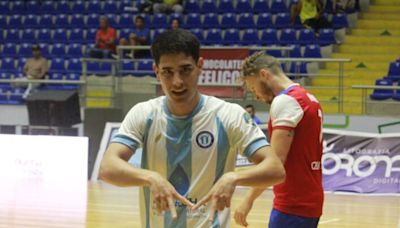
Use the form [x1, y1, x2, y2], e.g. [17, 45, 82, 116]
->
[273, 77, 295, 95]
[167, 92, 201, 117]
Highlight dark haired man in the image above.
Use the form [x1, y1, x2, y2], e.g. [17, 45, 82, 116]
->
[100, 29, 285, 227]
[119, 16, 150, 58]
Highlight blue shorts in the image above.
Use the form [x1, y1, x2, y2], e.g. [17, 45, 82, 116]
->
[269, 208, 320, 228]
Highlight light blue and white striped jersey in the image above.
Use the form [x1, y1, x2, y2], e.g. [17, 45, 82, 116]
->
[112, 95, 269, 228]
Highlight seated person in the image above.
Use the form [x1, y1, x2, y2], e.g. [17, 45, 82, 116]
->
[153, 0, 183, 14]
[332, 0, 356, 13]
[245, 104, 262, 125]
[171, 18, 180, 30]
[291, 0, 331, 34]
[22, 44, 49, 98]
[89, 16, 117, 58]
[119, 16, 150, 58]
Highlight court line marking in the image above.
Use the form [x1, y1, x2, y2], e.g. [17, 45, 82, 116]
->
[319, 218, 341, 224]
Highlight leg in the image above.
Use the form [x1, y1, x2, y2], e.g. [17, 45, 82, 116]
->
[153, 3, 167, 14]
[23, 83, 33, 99]
[171, 4, 184, 14]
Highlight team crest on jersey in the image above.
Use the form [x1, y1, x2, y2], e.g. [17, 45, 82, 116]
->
[196, 131, 214, 149]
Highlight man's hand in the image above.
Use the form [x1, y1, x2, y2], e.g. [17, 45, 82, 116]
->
[192, 172, 237, 222]
[148, 172, 194, 219]
[234, 197, 254, 227]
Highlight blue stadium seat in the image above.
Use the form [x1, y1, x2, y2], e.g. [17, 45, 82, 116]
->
[136, 59, 154, 77]
[51, 43, 67, 57]
[267, 48, 283, 58]
[54, 14, 70, 28]
[39, 14, 54, 28]
[298, 28, 315, 45]
[220, 13, 237, 29]
[87, 1, 103, 13]
[260, 29, 278, 45]
[9, 87, 25, 104]
[0, 58, 17, 74]
[103, 0, 120, 14]
[71, 15, 86, 29]
[50, 58, 66, 74]
[274, 13, 291, 29]
[69, 29, 86, 44]
[253, 0, 270, 14]
[67, 44, 83, 58]
[118, 28, 130, 40]
[87, 62, 102, 75]
[242, 29, 260, 46]
[71, 1, 85, 14]
[289, 44, 302, 58]
[37, 29, 52, 43]
[393, 89, 400, 101]
[236, 0, 253, 13]
[205, 29, 223, 45]
[121, 59, 134, 76]
[0, 15, 7, 28]
[370, 79, 393, 100]
[2, 44, 18, 58]
[152, 13, 168, 29]
[8, 15, 23, 28]
[41, 1, 56, 13]
[223, 29, 241, 45]
[318, 28, 336, 46]
[26, 0, 41, 14]
[24, 14, 39, 28]
[67, 58, 82, 74]
[118, 14, 133, 28]
[257, 13, 273, 29]
[100, 63, 113, 75]
[0, 2, 10, 15]
[185, 13, 202, 29]
[289, 62, 308, 78]
[190, 28, 205, 43]
[38, 44, 51, 58]
[87, 14, 100, 28]
[332, 14, 349, 29]
[218, 0, 234, 13]
[270, 0, 288, 13]
[152, 28, 166, 42]
[19, 43, 32, 57]
[56, 1, 71, 14]
[17, 57, 28, 77]
[279, 28, 297, 45]
[170, 13, 184, 23]
[304, 44, 322, 58]
[12, 1, 26, 14]
[63, 73, 80, 89]
[203, 13, 220, 29]
[5, 29, 21, 43]
[87, 28, 98, 42]
[21, 29, 36, 42]
[386, 61, 400, 82]
[201, 0, 217, 13]
[53, 29, 69, 44]
[49, 72, 64, 80]
[184, 0, 200, 13]
[238, 13, 256, 29]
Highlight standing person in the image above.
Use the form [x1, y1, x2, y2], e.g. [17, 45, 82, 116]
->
[119, 15, 150, 58]
[291, 0, 331, 34]
[22, 44, 49, 98]
[245, 104, 262, 125]
[234, 52, 324, 228]
[89, 16, 117, 58]
[100, 29, 285, 228]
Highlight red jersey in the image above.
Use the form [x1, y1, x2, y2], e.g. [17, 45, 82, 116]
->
[268, 84, 324, 218]
[95, 27, 117, 52]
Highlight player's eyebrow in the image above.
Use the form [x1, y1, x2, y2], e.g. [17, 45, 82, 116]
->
[179, 64, 194, 68]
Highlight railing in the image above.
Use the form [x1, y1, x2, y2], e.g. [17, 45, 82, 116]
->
[352, 85, 400, 114]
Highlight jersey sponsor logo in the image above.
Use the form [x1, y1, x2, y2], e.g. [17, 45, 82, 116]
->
[196, 131, 214, 149]
[311, 161, 321, 170]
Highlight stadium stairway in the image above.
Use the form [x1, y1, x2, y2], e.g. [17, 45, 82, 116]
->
[309, 0, 400, 114]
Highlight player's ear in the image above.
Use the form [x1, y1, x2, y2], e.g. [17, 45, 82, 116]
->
[197, 57, 204, 69]
[259, 69, 269, 80]
[153, 63, 160, 81]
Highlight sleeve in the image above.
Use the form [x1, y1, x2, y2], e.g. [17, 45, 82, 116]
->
[270, 94, 304, 130]
[110, 102, 151, 151]
[226, 104, 269, 159]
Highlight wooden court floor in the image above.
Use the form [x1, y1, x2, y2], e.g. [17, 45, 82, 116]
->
[86, 182, 400, 228]
[1, 181, 399, 228]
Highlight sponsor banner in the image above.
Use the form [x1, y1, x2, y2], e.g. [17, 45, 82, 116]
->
[322, 129, 400, 194]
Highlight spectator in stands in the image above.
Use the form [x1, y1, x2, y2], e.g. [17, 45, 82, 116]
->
[153, 0, 183, 14]
[119, 16, 150, 58]
[171, 18, 180, 30]
[332, 0, 355, 13]
[245, 104, 263, 125]
[22, 44, 49, 98]
[88, 16, 117, 59]
[291, 0, 331, 34]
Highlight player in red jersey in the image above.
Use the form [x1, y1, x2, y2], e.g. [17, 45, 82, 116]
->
[234, 52, 324, 228]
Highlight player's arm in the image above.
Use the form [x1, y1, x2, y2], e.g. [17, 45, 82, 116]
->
[290, 0, 302, 24]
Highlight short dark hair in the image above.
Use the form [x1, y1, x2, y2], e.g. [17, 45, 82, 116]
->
[245, 104, 255, 110]
[151, 29, 200, 65]
[135, 15, 145, 22]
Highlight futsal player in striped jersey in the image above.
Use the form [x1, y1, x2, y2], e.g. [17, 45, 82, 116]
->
[100, 29, 285, 228]
[235, 52, 324, 228]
